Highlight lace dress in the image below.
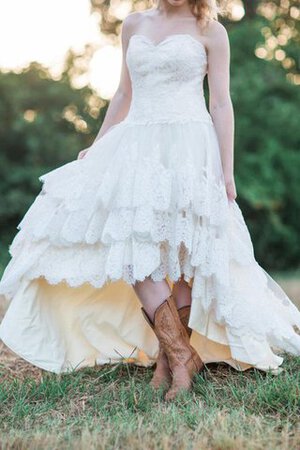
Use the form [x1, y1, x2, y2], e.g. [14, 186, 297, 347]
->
[0, 34, 299, 373]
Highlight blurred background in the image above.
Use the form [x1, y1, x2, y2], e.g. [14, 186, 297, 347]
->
[0, 0, 299, 279]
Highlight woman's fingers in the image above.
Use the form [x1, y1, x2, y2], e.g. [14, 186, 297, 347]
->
[226, 180, 237, 201]
[77, 149, 88, 160]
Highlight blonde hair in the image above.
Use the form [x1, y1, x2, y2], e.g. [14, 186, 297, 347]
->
[188, 0, 221, 22]
[152, 1, 222, 23]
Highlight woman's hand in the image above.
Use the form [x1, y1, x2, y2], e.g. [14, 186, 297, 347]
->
[224, 174, 237, 202]
[77, 149, 89, 160]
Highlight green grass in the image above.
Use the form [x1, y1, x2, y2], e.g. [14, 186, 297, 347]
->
[1, 274, 300, 449]
[0, 355, 300, 450]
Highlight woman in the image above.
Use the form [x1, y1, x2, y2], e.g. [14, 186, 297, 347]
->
[0, 0, 300, 402]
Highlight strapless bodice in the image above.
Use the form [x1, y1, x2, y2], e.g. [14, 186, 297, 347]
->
[124, 34, 212, 125]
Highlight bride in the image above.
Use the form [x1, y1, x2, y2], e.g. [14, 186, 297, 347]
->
[1, 0, 300, 402]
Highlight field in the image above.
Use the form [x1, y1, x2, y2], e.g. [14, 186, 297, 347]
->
[0, 274, 299, 450]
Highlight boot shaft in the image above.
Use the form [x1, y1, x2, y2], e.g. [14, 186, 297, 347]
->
[141, 295, 193, 366]
[177, 305, 192, 338]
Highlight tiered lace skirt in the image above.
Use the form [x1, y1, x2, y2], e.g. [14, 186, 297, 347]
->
[0, 119, 300, 373]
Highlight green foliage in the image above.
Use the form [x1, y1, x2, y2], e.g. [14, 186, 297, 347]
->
[256, 0, 300, 76]
[0, 63, 106, 266]
[228, 20, 300, 269]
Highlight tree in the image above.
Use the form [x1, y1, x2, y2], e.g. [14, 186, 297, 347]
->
[229, 20, 300, 269]
[243, 0, 259, 18]
[0, 63, 106, 266]
[256, 0, 300, 76]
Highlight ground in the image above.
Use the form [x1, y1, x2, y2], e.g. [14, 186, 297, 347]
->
[0, 274, 299, 450]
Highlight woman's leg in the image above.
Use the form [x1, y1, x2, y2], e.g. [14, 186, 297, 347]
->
[133, 275, 192, 316]
[133, 276, 173, 390]
[134, 274, 203, 400]
[133, 276, 171, 322]
[172, 275, 192, 309]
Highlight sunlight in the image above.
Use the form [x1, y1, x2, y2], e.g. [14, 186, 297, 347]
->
[231, 4, 245, 21]
[0, 0, 101, 66]
[0, 0, 248, 98]
[0, 0, 125, 97]
[110, 0, 132, 20]
[224, 0, 245, 21]
[89, 45, 122, 99]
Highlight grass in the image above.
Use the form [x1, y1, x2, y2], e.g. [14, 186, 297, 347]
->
[0, 355, 300, 450]
[0, 274, 300, 449]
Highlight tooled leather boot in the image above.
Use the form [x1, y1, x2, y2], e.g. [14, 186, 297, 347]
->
[141, 295, 204, 401]
[147, 305, 192, 390]
[149, 344, 172, 390]
[177, 304, 193, 338]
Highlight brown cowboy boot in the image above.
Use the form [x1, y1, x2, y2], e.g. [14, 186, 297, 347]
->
[141, 295, 204, 401]
[149, 344, 172, 390]
[147, 305, 192, 390]
[177, 304, 193, 338]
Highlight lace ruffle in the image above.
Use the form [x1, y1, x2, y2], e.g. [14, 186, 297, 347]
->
[1, 120, 300, 358]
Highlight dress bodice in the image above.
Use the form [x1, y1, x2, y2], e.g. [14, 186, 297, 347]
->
[125, 34, 212, 124]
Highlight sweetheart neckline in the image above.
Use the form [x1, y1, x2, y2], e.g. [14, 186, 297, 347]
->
[128, 33, 207, 58]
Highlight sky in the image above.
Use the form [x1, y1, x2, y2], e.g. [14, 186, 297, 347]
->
[0, 0, 247, 98]
[0, 0, 122, 98]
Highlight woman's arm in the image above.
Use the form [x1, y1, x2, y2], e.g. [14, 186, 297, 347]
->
[206, 21, 237, 201]
[93, 16, 134, 142]
[78, 14, 136, 159]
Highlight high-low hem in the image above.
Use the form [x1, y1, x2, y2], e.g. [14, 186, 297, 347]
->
[0, 273, 296, 376]
[1, 33, 300, 376]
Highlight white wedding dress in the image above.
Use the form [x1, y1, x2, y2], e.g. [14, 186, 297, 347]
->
[1, 34, 300, 373]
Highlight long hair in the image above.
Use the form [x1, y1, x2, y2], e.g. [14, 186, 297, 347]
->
[188, 0, 221, 22]
[153, 1, 222, 23]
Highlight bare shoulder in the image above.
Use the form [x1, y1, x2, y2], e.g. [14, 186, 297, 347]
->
[203, 19, 229, 52]
[204, 20, 229, 43]
[123, 11, 143, 28]
[205, 20, 227, 36]
[121, 10, 150, 36]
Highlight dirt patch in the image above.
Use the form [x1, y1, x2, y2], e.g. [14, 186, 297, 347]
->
[0, 340, 44, 382]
